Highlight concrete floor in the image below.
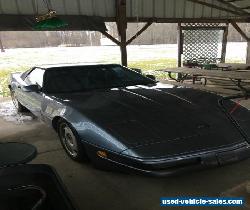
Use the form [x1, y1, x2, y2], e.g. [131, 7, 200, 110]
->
[1, 97, 250, 210]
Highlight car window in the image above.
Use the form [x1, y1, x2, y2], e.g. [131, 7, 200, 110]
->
[21, 69, 32, 80]
[44, 65, 155, 94]
[25, 68, 45, 87]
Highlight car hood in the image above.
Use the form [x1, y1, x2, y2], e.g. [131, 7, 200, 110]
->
[54, 83, 245, 154]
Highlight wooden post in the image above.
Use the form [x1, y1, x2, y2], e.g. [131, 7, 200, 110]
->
[247, 42, 250, 64]
[177, 23, 182, 67]
[0, 34, 4, 52]
[231, 21, 250, 64]
[116, 0, 127, 66]
[120, 26, 127, 67]
[221, 23, 229, 63]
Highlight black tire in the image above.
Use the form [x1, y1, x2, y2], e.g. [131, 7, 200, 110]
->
[11, 91, 28, 113]
[57, 119, 88, 162]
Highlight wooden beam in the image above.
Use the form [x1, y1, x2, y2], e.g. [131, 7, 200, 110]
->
[221, 23, 229, 62]
[126, 22, 152, 45]
[181, 26, 227, 30]
[227, 0, 245, 2]
[125, 17, 249, 23]
[231, 21, 250, 41]
[116, 0, 127, 66]
[1, 15, 250, 31]
[241, 6, 250, 10]
[177, 23, 182, 68]
[101, 31, 120, 46]
[231, 21, 250, 64]
[0, 34, 4, 52]
[187, 0, 245, 16]
[247, 42, 250, 64]
[216, 0, 249, 16]
[0, 15, 114, 31]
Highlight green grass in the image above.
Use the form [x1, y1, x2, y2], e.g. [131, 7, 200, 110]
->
[128, 58, 177, 80]
[0, 66, 28, 97]
[129, 58, 177, 71]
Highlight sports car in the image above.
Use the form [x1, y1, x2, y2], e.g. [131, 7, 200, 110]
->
[8, 64, 250, 176]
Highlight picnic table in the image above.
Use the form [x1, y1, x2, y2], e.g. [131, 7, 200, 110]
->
[159, 67, 250, 94]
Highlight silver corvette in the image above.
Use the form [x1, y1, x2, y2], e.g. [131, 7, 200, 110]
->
[8, 63, 250, 176]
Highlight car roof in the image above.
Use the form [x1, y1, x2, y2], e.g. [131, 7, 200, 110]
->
[34, 63, 122, 70]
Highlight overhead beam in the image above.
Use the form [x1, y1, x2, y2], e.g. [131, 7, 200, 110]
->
[126, 17, 249, 23]
[0, 15, 112, 31]
[126, 22, 152, 45]
[187, 0, 246, 16]
[241, 6, 250, 10]
[227, 0, 243, 1]
[1, 15, 250, 31]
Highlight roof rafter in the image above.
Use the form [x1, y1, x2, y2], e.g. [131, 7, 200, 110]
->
[216, 0, 249, 16]
[226, 0, 244, 2]
[231, 21, 250, 41]
[241, 6, 250, 10]
[187, 0, 246, 16]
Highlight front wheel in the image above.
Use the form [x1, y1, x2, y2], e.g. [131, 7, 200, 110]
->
[10, 90, 28, 113]
[58, 120, 87, 162]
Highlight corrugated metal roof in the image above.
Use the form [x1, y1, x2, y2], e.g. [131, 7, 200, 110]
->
[126, 0, 248, 19]
[0, 0, 116, 16]
[0, 0, 249, 20]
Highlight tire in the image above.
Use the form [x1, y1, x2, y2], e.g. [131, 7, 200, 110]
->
[11, 91, 28, 113]
[57, 119, 88, 162]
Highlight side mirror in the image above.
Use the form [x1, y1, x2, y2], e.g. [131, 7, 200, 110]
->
[146, 74, 156, 81]
[23, 84, 41, 92]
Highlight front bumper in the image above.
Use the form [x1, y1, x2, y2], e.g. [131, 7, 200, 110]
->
[84, 142, 250, 177]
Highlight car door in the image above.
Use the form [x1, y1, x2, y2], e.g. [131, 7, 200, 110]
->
[22, 68, 45, 117]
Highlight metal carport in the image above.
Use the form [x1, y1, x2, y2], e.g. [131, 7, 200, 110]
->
[0, 0, 250, 66]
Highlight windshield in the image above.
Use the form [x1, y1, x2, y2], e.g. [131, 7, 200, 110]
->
[44, 65, 155, 93]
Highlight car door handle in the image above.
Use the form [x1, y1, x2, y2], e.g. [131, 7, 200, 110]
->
[17, 86, 21, 89]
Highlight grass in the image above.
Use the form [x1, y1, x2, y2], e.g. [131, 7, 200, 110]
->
[129, 58, 177, 80]
[0, 66, 28, 97]
[129, 58, 177, 71]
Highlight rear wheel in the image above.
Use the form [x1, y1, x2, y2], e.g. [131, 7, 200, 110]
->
[11, 90, 28, 113]
[58, 119, 87, 162]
